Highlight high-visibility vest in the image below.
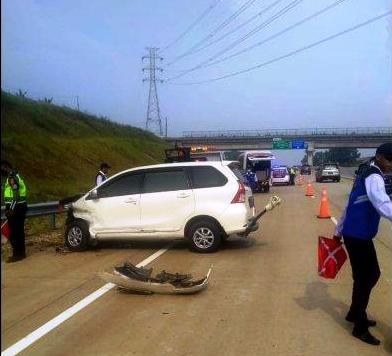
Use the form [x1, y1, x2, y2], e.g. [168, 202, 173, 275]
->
[4, 172, 27, 204]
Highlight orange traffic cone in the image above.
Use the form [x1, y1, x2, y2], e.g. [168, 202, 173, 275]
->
[305, 181, 314, 196]
[317, 187, 331, 218]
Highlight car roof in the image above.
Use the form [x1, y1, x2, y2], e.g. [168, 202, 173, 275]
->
[107, 161, 229, 180]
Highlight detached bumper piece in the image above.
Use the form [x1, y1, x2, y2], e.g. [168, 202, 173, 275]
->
[100, 262, 211, 295]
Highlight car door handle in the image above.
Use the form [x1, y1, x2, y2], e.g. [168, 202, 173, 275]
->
[125, 198, 138, 204]
[177, 193, 191, 198]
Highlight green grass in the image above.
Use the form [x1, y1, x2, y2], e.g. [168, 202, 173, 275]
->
[1, 91, 170, 202]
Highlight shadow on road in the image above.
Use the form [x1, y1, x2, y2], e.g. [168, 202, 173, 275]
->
[295, 281, 392, 353]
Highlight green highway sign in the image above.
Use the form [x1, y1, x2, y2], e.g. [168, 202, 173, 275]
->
[272, 139, 290, 149]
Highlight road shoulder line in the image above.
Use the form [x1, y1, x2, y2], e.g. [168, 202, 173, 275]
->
[2, 242, 175, 356]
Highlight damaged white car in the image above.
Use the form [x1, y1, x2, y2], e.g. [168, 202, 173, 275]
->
[65, 161, 258, 253]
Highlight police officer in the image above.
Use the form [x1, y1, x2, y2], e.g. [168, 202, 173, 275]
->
[289, 166, 296, 185]
[1, 160, 28, 262]
[334, 143, 392, 345]
[95, 162, 110, 186]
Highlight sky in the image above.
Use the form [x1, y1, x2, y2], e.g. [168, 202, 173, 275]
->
[2, 0, 391, 164]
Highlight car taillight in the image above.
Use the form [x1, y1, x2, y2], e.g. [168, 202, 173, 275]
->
[231, 181, 246, 203]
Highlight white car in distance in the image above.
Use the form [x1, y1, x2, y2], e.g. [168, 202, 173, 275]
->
[65, 161, 256, 253]
[271, 166, 290, 185]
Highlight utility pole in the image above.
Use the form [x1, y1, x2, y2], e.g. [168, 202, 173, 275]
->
[142, 47, 164, 136]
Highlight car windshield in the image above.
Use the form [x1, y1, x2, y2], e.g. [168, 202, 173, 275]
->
[324, 165, 338, 169]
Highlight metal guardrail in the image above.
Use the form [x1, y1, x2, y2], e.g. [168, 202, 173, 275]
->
[1, 201, 67, 228]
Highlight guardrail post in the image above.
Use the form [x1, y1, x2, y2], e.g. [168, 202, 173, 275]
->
[50, 213, 56, 229]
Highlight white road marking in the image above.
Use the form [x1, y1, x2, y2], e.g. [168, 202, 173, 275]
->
[2, 242, 175, 356]
[330, 216, 338, 225]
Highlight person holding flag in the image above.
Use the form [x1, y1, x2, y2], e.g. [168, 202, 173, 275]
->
[334, 143, 392, 345]
[1, 160, 28, 262]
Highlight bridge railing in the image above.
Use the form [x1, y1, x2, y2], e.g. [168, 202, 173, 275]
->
[182, 127, 392, 138]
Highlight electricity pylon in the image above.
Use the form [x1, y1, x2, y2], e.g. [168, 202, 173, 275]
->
[143, 47, 164, 136]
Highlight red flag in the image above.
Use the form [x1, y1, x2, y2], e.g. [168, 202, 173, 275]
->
[318, 236, 347, 279]
[1, 220, 10, 244]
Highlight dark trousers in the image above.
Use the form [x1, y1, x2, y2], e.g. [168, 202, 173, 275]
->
[289, 174, 295, 185]
[8, 202, 27, 257]
[343, 236, 380, 330]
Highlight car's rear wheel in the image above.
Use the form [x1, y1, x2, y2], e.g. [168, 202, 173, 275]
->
[187, 220, 222, 253]
[65, 220, 90, 251]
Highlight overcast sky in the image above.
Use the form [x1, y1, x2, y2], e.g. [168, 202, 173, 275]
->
[1, 0, 391, 163]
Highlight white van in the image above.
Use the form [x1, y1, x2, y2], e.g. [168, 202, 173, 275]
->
[65, 162, 256, 253]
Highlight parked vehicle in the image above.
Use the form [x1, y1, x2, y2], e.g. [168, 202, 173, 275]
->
[65, 162, 256, 253]
[237, 151, 275, 193]
[300, 164, 311, 175]
[271, 166, 290, 185]
[316, 163, 341, 182]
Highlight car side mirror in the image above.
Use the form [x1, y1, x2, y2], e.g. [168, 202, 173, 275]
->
[88, 189, 99, 200]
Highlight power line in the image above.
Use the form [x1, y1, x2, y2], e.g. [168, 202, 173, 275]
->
[187, 0, 287, 56]
[161, 0, 223, 53]
[166, 0, 303, 80]
[166, 0, 260, 65]
[166, 11, 391, 85]
[202, 0, 350, 69]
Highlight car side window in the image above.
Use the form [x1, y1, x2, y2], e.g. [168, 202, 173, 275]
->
[142, 169, 189, 193]
[188, 166, 228, 189]
[97, 173, 143, 198]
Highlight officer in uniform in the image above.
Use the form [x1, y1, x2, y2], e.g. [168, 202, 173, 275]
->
[1, 160, 28, 262]
[334, 143, 392, 345]
[95, 162, 110, 186]
[289, 166, 296, 185]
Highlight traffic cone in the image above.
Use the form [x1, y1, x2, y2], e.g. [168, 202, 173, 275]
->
[317, 188, 331, 218]
[305, 181, 314, 196]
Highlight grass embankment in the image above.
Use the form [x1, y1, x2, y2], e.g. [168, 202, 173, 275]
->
[1, 91, 169, 202]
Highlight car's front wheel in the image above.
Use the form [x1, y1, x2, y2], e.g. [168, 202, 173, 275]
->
[65, 220, 90, 251]
[187, 220, 222, 253]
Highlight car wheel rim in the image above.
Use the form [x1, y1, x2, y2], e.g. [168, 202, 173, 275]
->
[193, 227, 214, 249]
[68, 226, 83, 247]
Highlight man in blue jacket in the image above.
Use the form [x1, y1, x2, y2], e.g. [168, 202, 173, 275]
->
[335, 143, 392, 345]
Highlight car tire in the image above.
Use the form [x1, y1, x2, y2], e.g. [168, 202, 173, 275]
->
[187, 220, 222, 253]
[65, 220, 90, 251]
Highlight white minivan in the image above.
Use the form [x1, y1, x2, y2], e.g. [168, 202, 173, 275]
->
[65, 162, 257, 253]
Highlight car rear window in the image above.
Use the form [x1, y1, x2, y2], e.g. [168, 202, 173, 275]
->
[188, 166, 228, 189]
[273, 169, 287, 177]
[324, 165, 338, 169]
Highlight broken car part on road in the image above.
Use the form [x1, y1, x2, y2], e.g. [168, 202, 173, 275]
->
[241, 195, 282, 237]
[100, 262, 212, 295]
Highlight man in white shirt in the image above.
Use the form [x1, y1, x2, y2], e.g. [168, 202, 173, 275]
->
[96, 162, 110, 186]
[334, 143, 392, 345]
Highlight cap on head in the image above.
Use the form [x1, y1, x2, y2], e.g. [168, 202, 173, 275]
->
[100, 162, 111, 169]
[376, 143, 392, 162]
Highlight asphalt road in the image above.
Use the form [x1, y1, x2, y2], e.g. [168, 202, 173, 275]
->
[2, 178, 391, 355]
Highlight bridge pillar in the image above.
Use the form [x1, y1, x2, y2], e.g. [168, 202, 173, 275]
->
[306, 142, 315, 166]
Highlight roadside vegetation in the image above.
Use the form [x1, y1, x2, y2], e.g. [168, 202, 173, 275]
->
[1, 90, 169, 203]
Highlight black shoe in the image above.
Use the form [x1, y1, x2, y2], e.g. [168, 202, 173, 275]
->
[346, 314, 376, 327]
[6, 255, 26, 263]
[352, 329, 380, 346]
